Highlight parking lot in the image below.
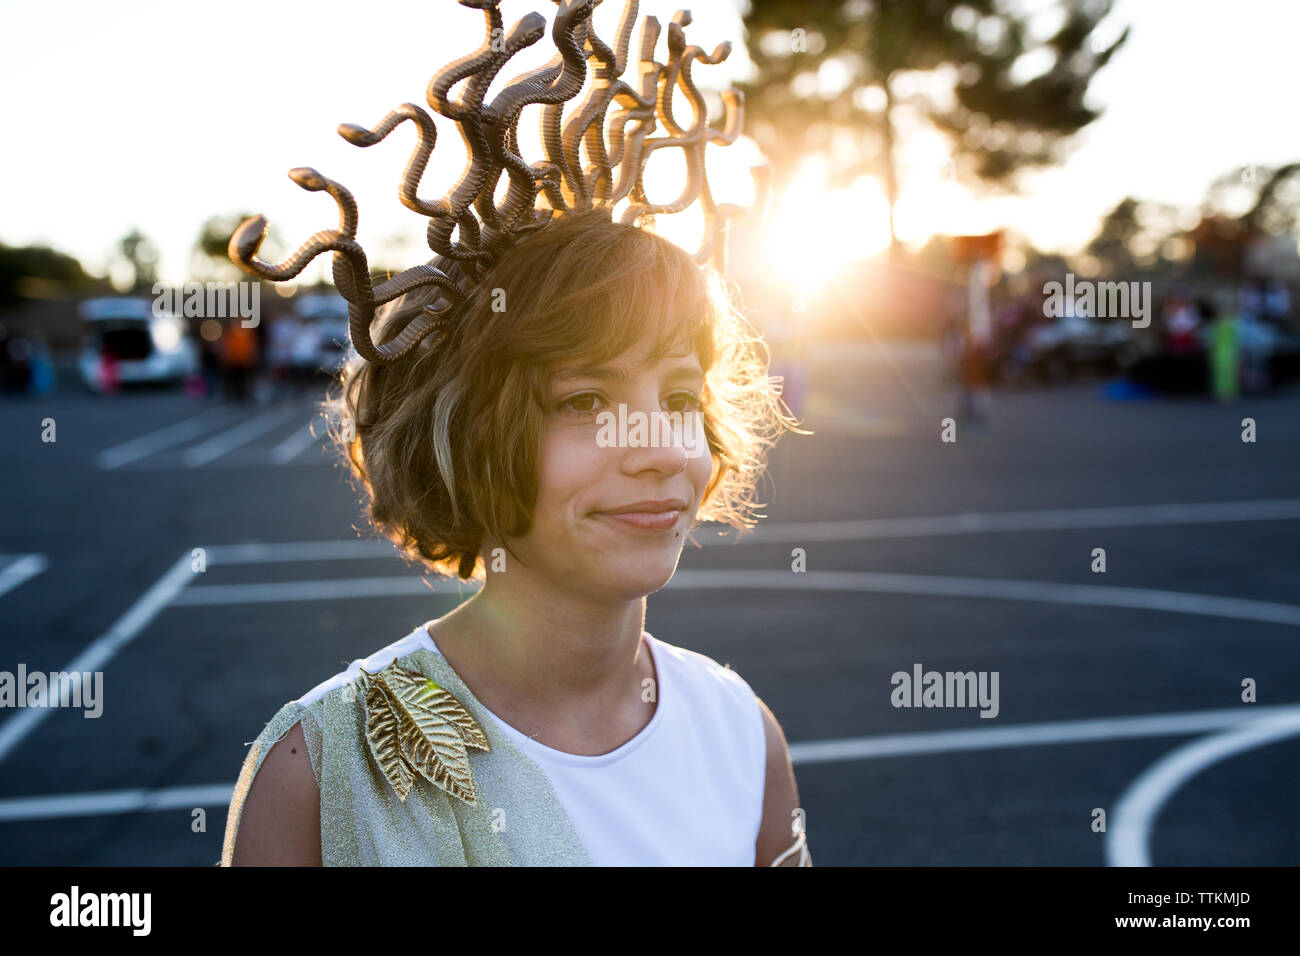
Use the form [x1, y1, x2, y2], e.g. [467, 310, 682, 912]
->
[2, 343, 1298, 865]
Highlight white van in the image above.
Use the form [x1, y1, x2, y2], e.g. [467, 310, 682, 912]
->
[77, 297, 199, 392]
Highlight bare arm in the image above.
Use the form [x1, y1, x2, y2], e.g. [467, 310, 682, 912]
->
[229, 720, 323, 866]
[753, 697, 812, 867]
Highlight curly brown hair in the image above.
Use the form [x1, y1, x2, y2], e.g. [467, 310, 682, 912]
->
[321, 205, 804, 581]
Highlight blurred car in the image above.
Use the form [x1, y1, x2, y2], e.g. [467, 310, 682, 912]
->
[293, 294, 351, 376]
[1017, 313, 1138, 382]
[77, 297, 198, 393]
[1268, 324, 1300, 386]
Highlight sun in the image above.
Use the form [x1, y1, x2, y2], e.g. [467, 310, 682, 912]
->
[764, 158, 892, 286]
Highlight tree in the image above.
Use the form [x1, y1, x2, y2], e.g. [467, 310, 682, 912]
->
[117, 228, 160, 291]
[1086, 197, 1185, 274]
[738, 0, 1128, 260]
[0, 242, 102, 307]
[1204, 163, 1300, 238]
[192, 213, 257, 282]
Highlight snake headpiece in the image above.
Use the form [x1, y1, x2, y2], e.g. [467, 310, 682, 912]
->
[227, 0, 769, 366]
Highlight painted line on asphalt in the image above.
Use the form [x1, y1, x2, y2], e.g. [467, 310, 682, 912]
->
[269, 412, 327, 465]
[0, 552, 195, 766]
[692, 498, 1300, 546]
[182, 404, 300, 467]
[0, 784, 234, 822]
[667, 570, 1300, 627]
[184, 498, 1300, 563]
[200, 539, 399, 564]
[172, 576, 464, 605]
[169, 569, 1300, 627]
[4, 705, 1295, 822]
[1105, 706, 1300, 867]
[95, 406, 238, 470]
[0, 554, 48, 600]
[787, 705, 1296, 763]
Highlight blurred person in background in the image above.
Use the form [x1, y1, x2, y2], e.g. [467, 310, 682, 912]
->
[1237, 278, 1280, 393]
[1205, 291, 1240, 403]
[1164, 294, 1202, 357]
[959, 263, 993, 426]
[959, 328, 990, 423]
[221, 317, 259, 402]
[0, 323, 33, 394]
[992, 290, 1033, 382]
[291, 317, 322, 385]
[197, 320, 222, 398]
[23, 327, 55, 396]
[1241, 277, 1292, 331]
[96, 336, 121, 394]
[268, 314, 299, 398]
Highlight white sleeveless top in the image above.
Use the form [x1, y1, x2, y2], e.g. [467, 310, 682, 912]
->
[300, 624, 768, 865]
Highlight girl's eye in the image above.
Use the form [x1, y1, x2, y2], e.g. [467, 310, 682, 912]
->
[556, 392, 605, 417]
[553, 389, 701, 417]
[664, 390, 702, 414]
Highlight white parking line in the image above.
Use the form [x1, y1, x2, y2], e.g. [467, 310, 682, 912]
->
[694, 498, 1300, 546]
[201, 539, 398, 563]
[0, 554, 48, 599]
[3, 704, 1295, 822]
[188, 497, 1300, 561]
[182, 405, 300, 467]
[269, 412, 327, 465]
[95, 406, 237, 470]
[1106, 707, 1300, 867]
[788, 705, 1297, 763]
[0, 784, 234, 822]
[172, 576, 461, 605]
[0, 552, 194, 766]
[667, 570, 1300, 627]
[169, 568, 1300, 626]
[8, 504, 1295, 832]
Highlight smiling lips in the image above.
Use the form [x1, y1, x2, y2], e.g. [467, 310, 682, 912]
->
[594, 498, 687, 532]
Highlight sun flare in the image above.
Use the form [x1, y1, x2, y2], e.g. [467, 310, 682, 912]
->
[765, 159, 892, 285]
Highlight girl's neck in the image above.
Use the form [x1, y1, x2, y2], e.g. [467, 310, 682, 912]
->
[427, 575, 650, 719]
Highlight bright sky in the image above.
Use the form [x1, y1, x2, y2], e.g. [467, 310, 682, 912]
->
[1, 0, 1296, 286]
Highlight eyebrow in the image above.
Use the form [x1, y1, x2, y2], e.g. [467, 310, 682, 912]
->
[551, 359, 703, 385]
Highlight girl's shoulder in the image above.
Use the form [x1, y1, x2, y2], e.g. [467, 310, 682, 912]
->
[224, 624, 592, 865]
[293, 625, 434, 708]
[646, 633, 762, 706]
[644, 633, 766, 762]
[226, 626, 441, 822]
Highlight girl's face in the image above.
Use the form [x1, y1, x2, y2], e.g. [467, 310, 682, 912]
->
[507, 334, 713, 602]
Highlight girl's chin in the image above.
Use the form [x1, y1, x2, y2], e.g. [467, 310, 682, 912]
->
[590, 558, 679, 597]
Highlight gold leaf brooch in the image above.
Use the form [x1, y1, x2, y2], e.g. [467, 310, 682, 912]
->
[357, 659, 490, 806]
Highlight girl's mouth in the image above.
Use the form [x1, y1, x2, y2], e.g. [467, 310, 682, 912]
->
[593, 510, 683, 532]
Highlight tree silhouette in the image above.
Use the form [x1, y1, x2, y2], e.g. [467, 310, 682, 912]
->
[118, 228, 160, 291]
[1086, 197, 1184, 273]
[1204, 163, 1300, 238]
[738, 0, 1128, 260]
[192, 213, 257, 282]
[0, 242, 101, 307]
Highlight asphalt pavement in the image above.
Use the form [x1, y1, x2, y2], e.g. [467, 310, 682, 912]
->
[2, 343, 1297, 865]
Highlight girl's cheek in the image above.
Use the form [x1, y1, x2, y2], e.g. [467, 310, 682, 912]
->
[542, 429, 603, 490]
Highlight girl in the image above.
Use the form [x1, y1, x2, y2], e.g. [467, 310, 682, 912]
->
[221, 207, 809, 866]
[219, 0, 809, 867]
